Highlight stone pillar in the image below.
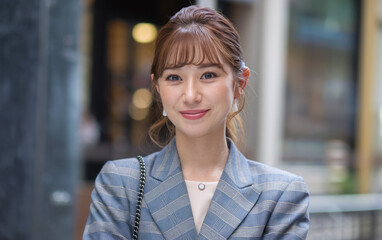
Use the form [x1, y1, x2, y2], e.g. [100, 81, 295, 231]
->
[0, 0, 82, 239]
[231, 0, 289, 166]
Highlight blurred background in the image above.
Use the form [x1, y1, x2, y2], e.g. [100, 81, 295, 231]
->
[1, 0, 382, 239]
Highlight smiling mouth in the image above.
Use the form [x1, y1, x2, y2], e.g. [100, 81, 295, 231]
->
[179, 109, 210, 120]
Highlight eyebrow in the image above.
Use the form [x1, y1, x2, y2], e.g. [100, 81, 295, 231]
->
[197, 63, 224, 70]
[163, 63, 225, 72]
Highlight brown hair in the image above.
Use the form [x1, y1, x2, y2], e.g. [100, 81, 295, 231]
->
[149, 5, 246, 147]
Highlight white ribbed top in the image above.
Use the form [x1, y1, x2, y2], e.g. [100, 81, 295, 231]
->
[185, 180, 218, 234]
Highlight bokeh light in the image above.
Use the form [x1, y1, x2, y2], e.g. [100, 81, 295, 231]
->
[129, 88, 152, 120]
[132, 88, 152, 109]
[132, 23, 157, 44]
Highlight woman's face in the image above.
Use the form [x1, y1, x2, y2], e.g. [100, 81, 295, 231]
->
[155, 58, 242, 140]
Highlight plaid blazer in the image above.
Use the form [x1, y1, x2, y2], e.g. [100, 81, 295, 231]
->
[83, 138, 310, 239]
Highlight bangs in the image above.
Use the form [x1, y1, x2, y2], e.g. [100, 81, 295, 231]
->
[156, 26, 224, 76]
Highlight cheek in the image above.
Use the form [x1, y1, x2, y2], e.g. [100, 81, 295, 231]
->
[158, 86, 177, 106]
[210, 84, 235, 104]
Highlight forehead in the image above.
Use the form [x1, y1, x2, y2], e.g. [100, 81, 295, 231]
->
[159, 29, 227, 73]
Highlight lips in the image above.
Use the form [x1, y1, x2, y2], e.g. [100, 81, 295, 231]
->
[179, 109, 209, 120]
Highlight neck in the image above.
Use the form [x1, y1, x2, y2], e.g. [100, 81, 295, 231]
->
[175, 131, 229, 182]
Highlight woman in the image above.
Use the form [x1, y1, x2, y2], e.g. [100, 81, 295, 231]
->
[83, 5, 310, 240]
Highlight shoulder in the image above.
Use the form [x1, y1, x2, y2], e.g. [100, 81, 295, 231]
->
[100, 151, 159, 179]
[99, 158, 140, 176]
[246, 159, 302, 180]
[227, 139, 308, 193]
[245, 158, 308, 193]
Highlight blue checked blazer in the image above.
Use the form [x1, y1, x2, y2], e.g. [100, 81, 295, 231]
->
[83, 138, 310, 239]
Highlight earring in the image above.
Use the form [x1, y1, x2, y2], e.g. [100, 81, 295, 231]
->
[232, 100, 238, 112]
[162, 108, 167, 116]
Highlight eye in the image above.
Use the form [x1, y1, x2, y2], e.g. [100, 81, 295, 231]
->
[201, 72, 216, 79]
[166, 75, 181, 81]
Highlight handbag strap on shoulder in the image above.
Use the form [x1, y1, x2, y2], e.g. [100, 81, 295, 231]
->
[132, 155, 146, 240]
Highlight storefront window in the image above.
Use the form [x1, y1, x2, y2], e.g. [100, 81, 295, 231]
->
[283, 0, 359, 166]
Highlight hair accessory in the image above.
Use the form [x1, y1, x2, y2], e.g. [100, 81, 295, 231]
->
[232, 100, 238, 112]
[132, 156, 146, 240]
[162, 108, 167, 117]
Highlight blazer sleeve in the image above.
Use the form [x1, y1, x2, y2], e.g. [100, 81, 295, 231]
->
[83, 161, 132, 240]
[263, 177, 310, 240]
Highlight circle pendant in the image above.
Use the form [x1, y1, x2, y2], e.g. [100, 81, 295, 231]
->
[198, 183, 205, 191]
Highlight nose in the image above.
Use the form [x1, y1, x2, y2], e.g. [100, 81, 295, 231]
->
[182, 79, 202, 105]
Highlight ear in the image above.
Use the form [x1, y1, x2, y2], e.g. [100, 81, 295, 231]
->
[234, 67, 250, 99]
[151, 74, 160, 93]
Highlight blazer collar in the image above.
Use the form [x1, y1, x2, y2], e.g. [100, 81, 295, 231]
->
[145, 138, 260, 239]
[145, 138, 197, 239]
[150, 138, 182, 182]
[222, 138, 254, 188]
[198, 139, 260, 239]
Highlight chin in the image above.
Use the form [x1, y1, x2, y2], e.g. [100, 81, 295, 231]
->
[176, 124, 224, 140]
[178, 130, 208, 139]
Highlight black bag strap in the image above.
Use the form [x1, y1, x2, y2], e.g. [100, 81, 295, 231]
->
[132, 156, 146, 240]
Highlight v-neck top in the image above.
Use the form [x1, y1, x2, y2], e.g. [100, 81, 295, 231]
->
[185, 180, 219, 234]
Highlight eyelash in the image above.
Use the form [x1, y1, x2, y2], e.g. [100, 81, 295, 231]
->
[166, 75, 181, 81]
[201, 72, 217, 79]
[165, 72, 217, 81]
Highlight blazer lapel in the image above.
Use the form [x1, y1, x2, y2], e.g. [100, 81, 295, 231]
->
[144, 138, 197, 240]
[198, 140, 261, 240]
